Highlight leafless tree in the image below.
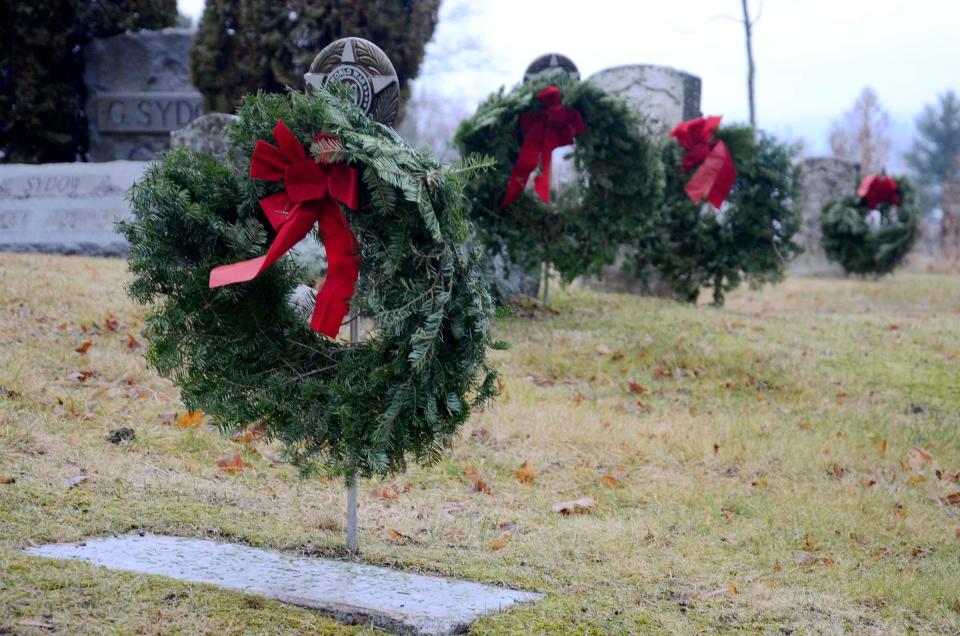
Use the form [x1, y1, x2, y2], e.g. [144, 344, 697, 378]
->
[829, 87, 892, 174]
[741, 0, 757, 129]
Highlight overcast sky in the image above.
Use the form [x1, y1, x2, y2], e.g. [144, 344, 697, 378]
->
[177, 0, 960, 163]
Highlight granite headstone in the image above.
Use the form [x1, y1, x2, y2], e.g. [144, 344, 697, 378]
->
[85, 29, 203, 161]
[587, 64, 701, 131]
[790, 157, 859, 275]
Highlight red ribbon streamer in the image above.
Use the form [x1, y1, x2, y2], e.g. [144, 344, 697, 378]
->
[669, 115, 737, 208]
[208, 120, 361, 338]
[501, 85, 586, 207]
[858, 175, 900, 208]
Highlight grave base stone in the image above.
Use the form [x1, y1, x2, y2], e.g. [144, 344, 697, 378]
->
[170, 113, 239, 157]
[0, 161, 147, 256]
[25, 534, 541, 636]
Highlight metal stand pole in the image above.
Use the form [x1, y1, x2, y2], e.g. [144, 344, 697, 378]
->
[541, 262, 550, 307]
[346, 314, 360, 553]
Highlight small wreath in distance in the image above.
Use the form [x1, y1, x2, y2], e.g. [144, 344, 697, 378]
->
[821, 175, 919, 276]
[455, 69, 664, 284]
[121, 85, 499, 480]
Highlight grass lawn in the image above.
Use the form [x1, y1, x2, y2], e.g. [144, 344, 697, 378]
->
[2, 252, 959, 634]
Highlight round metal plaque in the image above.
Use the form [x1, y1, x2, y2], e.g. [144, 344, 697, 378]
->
[304, 37, 400, 127]
[523, 53, 580, 82]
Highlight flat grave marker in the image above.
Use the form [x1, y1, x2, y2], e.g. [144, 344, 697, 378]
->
[25, 534, 541, 635]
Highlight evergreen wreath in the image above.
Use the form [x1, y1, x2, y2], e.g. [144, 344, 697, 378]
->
[120, 86, 500, 480]
[454, 71, 663, 285]
[637, 124, 803, 305]
[820, 175, 919, 276]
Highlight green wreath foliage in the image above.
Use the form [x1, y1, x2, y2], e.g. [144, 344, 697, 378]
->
[820, 178, 919, 276]
[120, 86, 499, 480]
[637, 125, 804, 305]
[454, 71, 664, 284]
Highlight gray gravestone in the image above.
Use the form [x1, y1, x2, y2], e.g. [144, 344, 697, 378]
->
[0, 161, 147, 255]
[26, 534, 541, 635]
[578, 64, 703, 296]
[85, 29, 203, 161]
[587, 64, 701, 131]
[790, 157, 859, 275]
[170, 113, 239, 157]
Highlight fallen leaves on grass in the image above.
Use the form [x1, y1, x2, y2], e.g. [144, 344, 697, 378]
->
[489, 533, 513, 551]
[216, 453, 249, 473]
[942, 492, 960, 505]
[626, 381, 647, 395]
[529, 375, 555, 387]
[601, 474, 622, 488]
[127, 333, 143, 350]
[231, 423, 266, 444]
[515, 461, 536, 484]
[552, 497, 597, 514]
[371, 483, 399, 500]
[473, 478, 493, 495]
[698, 584, 738, 599]
[908, 447, 937, 472]
[386, 528, 414, 544]
[75, 341, 92, 354]
[175, 410, 204, 428]
[69, 369, 97, 382]
[595, 344, 612, 355]
[876, 437, 888, 457]
[804, 532, 815, 551]
[798, 421, 813, 431]
[0, 475, 15, 484]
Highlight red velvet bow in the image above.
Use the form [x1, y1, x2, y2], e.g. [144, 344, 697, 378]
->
[858, 175, 900, 208]
[501, 85, 586, 207]
[669, 115, 737, 208]
[209, 120, 361, 338]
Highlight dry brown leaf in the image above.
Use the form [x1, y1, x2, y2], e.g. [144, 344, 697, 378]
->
[231, 424, 266, 444]
[69, 430, 79, 447]
[387, 528, 413, 544]
[773, 560, 782, 572]
[552, 496, 597, 515]
[127, 333, 143, 350]
[515, 461, 535, 484]
[0, 475, 15, 484]
[908, 447, 936, 472]
[572, 393, 585, 405]
[488, 533, 512, 551]
[830, 464, 848, 480]
[104, 317, 122, 332]
[798, 421, 813, 432]
[906, 474, 926, 485]
[470, 428, 492, 441]
[530, 376, 555, 387]
[876, 437, 888, 457]
[955, 527, 960, 538]
[75, 341, 92, 354]
[804, 532, 815, 551]
[463, 464, 480, 477]
[473, 478, 493, 495]
[943, 492, 960, 505]
[894, 504, 908, 519]
[627, 381, 647, 395]
[601, 474, 622, 488]
[175, 410, 204, 428]
[69, 369, 97, 382]
[371, 484, 399, 500]
[216, 452, 249, 473]
[751, 478, 769, 488]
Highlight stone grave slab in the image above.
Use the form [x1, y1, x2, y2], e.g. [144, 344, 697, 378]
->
[0, 161, 147, 256]
[25, 534, 541, 635]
